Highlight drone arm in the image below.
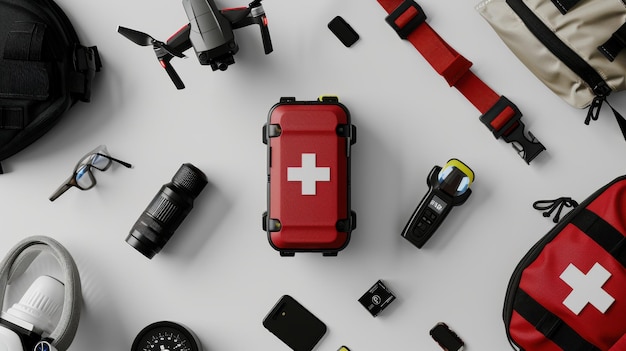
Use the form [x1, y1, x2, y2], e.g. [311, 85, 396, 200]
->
[166, 24, 193, 54]
[221, 7, 251, 25]
[226, 6, 273, 54]
[254, 14, 272, 54]
[160, 55, 185, 90]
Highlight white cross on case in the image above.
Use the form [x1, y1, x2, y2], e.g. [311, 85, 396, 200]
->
[287, 153, 330, 195]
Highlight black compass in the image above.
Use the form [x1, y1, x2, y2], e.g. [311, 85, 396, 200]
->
[131, 321, 202, 351]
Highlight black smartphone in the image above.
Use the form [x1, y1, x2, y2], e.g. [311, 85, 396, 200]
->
[430, 322, 465, 351]
[328, 16, 360, 47]
[263, 295, 327, 351]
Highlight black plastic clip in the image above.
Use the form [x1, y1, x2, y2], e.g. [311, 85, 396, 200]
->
[72, 45, 102, 102]
[385, 0, 427, 39]
[479, 96, 545, 164]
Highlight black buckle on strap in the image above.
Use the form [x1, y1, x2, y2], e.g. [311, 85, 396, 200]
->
[480, 96, 545, 164]
[385, 0, 427, 39]
[72, 45, 102, 102]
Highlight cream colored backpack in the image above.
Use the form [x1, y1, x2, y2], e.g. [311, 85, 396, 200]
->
[477, 0, 626, 136]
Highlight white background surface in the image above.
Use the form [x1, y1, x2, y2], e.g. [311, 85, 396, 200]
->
[2, 0, 626, 350]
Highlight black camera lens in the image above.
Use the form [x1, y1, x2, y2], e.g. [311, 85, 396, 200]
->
[126, 163, 208, 259]
[207, 54, 236, 71]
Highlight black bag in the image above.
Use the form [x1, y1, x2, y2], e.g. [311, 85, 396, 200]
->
[0, 0, 101, 173]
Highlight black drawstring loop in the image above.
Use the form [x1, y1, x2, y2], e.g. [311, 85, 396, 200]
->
[585, 96, 604, 125]
[533, 197, 578, 223]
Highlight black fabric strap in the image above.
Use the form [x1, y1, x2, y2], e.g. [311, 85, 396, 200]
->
[0, 21, 50, 103]
[599, 23, 626, 62]
[0, 60, 50, 101]
[550, 0, 582, 14]
[514, 289, 601, 351]
[69, 45, 101, 102]
[3, 22, 46, 61]
[571, 208, 626, 268]
[608, 101, 626, 153]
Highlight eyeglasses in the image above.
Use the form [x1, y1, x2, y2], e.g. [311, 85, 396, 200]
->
[49, 145, 132, 201]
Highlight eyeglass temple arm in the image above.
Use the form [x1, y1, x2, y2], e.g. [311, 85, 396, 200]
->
[49, 182, 72, 202]
[97, 153, 133, 168]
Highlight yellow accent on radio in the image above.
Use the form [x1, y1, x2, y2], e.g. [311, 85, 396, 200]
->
[444, 158, 474, 184]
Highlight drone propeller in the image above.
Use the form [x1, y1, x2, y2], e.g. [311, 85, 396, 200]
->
[117, 26, 154, 46]
[117, 26, 186, 89]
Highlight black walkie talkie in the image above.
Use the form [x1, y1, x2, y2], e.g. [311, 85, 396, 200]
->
[401, 159, 474, 248]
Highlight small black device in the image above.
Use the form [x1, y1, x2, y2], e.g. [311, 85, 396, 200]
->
[401, 159, 474, 248]
[126, 163, 208, 259]
[358, 280, 396, 317]
[118, 0, 272, 89]
[131, 321, 202, 351]
[263, 295, 327, 351]
[328, 16, 360, 47]
[430, 322, 464, 351]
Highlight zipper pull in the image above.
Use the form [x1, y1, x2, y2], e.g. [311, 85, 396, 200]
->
[586, 95, 626, 146]
[585, 95, 606, 125]
[533, 197, 578, 223]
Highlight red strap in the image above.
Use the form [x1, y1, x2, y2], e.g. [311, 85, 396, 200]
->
[379, 0, 501, 114]
[377, 0, 545, 164]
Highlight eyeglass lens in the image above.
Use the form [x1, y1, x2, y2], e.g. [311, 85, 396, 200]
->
[74, 152, 112, 189]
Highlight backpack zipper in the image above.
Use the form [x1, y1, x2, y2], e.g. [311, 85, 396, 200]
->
[505, 0, 612, 102]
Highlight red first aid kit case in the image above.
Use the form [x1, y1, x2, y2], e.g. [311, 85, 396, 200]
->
[504, 176, 626, 350]
[262, 96, 356, 256]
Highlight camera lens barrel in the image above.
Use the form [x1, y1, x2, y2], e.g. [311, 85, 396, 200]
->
[126, 163, 208, 259]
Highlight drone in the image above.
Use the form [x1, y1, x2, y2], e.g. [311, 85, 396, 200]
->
[118, 0, 272, 89]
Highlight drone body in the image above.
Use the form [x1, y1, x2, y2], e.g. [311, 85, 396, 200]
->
[118, 0, 272, 89]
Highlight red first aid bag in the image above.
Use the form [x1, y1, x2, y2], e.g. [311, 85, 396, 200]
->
[504, 176, 626, 350]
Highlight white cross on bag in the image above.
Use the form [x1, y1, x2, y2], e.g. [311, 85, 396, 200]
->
[559, 262, 615, 315]
[287, 153, 330, 195]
